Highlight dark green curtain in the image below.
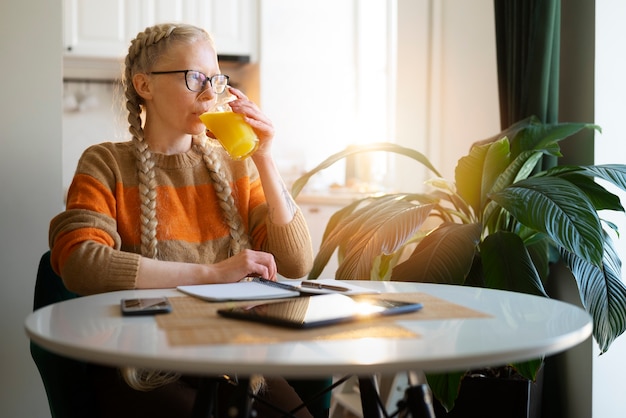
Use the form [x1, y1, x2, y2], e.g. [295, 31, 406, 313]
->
[494, 4, 574, 417]
[494, 0, 561, 168]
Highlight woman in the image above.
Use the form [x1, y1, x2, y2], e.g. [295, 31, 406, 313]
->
[49, 23, 316, 417]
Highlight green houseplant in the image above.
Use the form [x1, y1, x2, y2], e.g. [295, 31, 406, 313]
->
[291, 116, 626, 412]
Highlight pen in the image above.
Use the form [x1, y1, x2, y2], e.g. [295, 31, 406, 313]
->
[250, 277, 301, 291]
[301, 281, 350, 292]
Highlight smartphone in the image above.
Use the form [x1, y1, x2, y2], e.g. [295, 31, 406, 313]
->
[217, 294, 422, 329]
[120, 297, 172, 316]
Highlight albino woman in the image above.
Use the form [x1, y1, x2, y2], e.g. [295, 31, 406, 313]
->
[49, 23, 316, 418]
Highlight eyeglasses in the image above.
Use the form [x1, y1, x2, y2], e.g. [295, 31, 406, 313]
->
[150, 70, 229, 93]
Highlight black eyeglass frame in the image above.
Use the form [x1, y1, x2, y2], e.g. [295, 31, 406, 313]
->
[150, 70, 229, 93]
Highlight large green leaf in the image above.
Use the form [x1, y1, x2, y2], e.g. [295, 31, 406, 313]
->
[308, 195, 408, 278]
[309, 196, 434, 280]
[290, 142, 441, 198]
[490, 176, 604, 267]
[333, 203, 434, 280]
[580, 164, 626, 192]
[320, 199, 368, 254]
[561, 233, 626, 353]
[480, 232, 548, 296]
[455, 138, 510, 217]
[551, 173, 624, 212]
[511, 358, 544, 382]
[547, 164, 626, 198]
[494, 150, 544, 191]
[473, 116, 537, 148]
[508, 118, 600, 158]
[371, 251, 405, 281]
[525, 237, 551, 283]
[391, 222, 481, 284]
[425, 371, 465, 412]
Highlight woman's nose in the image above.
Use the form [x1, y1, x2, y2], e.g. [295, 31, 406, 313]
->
[197, 86, 215, 101]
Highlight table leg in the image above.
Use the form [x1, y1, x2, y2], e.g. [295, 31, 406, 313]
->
[398, 371, 435, 418]
[192, 377, 252, 418]
[192, 378, 219, 418]
[227, 377, 252, 418]
[358, 376, 385, 418]
[400, 385, 436, 418]
[358, 372, 436, 418]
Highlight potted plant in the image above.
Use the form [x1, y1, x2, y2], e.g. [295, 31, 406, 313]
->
[291, 116, 626, 414]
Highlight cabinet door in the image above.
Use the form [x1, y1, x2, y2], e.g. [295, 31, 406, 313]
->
[205, 0, 254, 56]
[63, 0, 137, 57]
[64, 0, 255, 59]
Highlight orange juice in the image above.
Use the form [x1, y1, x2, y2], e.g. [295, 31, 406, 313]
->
[199, 111, 258, 160]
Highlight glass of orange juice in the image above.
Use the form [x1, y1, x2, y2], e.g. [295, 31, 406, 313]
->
[199, 110, 258, 160]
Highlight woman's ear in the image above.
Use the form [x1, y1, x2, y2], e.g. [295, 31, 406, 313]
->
[133, 73, 152, 100]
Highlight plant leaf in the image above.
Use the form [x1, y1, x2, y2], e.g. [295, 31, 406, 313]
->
[512, 358, 544, 381]
[509, 119, 600, 158]
[309, 194, 433, 279]
[472, 116, 538, 148]
[425, 371, 465, 412]
[308, 195, 406, 278]
[561, 233, 626, 353]
[473, 117, 599, 158]
[480, 232, 548, 296]
[371, 252, 405, 281]
[333, 203, 435, 280]
[525, 237, 551, 283]
[290, 142, 441, 198]
[552, 172, 624, 212]
[495, 150, 544, 191]
[490, 176, 604, 267]
[456, 138, 510, 217]
[391, 222, 481, 284]
[547, 164, 626, 197]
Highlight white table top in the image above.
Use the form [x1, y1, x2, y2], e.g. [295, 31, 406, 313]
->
[24, 281, 592, 378]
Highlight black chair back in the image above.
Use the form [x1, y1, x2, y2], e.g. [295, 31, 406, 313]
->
[30, 251, 97, 418]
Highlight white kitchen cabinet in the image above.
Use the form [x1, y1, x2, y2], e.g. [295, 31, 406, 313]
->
[63, 0, 256, 62]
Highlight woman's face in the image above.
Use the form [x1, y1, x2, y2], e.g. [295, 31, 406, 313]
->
[141, 38, 220, 142]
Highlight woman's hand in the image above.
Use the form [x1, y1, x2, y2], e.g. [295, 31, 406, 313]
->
[207, 249, 278, 283]
[137, 249, 277, 289]
[227, 87, 275, 157]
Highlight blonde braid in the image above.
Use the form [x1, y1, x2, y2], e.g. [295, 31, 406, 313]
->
[123, 26, 176, 259]
[120, 23, 195, 392]
[193, 135, 251, 255]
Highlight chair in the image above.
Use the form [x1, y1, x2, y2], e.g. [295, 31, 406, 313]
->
[30, 251, 98, 418]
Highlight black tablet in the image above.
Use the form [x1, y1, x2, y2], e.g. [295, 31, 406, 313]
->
[217, 294, 422, 329]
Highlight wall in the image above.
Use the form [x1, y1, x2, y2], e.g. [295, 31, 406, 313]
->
[594, 1, 626, 417]
[0, 0, 63, 417]
[394, 0, 500, 192]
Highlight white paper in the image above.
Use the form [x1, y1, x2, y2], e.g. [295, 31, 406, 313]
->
[177, 281, 299, 302]
[177, 279, 378, 302]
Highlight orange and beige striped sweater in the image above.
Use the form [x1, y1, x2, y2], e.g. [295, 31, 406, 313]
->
[49, 141, 313, 295]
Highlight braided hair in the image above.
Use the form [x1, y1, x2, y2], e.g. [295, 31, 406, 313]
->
[121, 22, 251, 391]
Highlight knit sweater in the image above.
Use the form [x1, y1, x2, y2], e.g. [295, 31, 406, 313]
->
[49, 141, 313, 295]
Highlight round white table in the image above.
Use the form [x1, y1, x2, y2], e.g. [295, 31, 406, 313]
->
[24, 281, 592, 378]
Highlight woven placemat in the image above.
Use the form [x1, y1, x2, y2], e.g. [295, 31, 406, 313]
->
[156, 293, 490, 346]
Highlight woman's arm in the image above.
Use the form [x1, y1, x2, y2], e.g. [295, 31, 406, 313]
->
[228, 87, 299, 225]
[136, 248, 278, 289]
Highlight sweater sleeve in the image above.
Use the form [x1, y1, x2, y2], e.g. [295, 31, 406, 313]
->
[49, 143, 141, 295]
[251, 205, 314, 279]
[49, 209, 141, 295]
